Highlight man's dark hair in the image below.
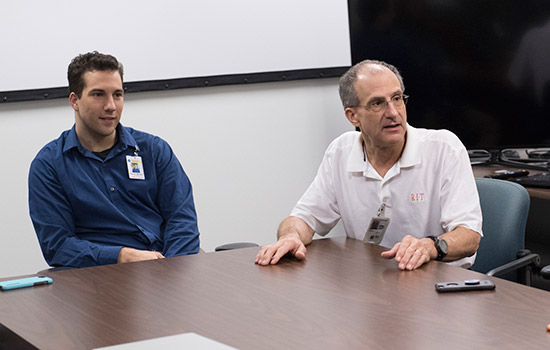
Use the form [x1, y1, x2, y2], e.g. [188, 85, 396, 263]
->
[68, 51, 124, 98]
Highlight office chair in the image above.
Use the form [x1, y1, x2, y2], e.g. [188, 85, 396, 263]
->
[471, 178, 540, 285]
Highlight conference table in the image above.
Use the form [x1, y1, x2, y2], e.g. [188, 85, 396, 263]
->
[1, 237, 550, 349]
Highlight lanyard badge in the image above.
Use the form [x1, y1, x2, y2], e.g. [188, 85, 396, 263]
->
[126, 145, 145, 180]
[363, 202, 390, 245]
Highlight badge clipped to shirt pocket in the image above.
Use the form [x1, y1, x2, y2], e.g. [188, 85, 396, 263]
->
[126, 155, 145, 180]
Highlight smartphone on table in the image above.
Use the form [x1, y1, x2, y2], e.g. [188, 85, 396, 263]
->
[0, 276, 53, 291]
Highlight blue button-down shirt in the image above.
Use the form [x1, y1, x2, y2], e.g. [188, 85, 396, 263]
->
[28, 124, 200, 268]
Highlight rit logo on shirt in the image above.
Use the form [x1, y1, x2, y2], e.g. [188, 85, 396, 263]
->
[410, 193, 425, 202]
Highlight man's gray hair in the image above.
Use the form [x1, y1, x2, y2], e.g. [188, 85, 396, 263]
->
[339, 59, 405, 109]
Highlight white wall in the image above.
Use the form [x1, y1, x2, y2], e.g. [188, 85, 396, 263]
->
[0, 78, 351, 277]
[0, 0, 350, 91]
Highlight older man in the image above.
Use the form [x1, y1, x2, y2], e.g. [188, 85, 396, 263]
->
[256, 59, 482, 270]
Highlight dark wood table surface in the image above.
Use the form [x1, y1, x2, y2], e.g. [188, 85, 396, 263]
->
[1, 237, 550, 349]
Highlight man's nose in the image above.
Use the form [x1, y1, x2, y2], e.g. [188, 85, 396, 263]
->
[384, 101, 400, 116]
[105, 96, 116, 111]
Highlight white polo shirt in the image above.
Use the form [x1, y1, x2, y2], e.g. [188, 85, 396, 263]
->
[291, 125, 483, 267]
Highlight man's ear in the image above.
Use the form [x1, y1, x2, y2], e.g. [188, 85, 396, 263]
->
[345, 108, 360, 128]
[69, 92, 79, 111]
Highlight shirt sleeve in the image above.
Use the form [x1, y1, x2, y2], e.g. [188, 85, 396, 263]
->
[290, 141, 341, 236]
[439, 136, 483, 236]
[438, 133, 483, 268]
[152, 138, 200, 257]
[28, 155, 122, 268]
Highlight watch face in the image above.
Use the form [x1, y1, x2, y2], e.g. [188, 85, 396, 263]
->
[438, 238, 449, 254]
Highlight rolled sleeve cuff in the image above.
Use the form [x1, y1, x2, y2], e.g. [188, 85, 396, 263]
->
[446, 252, 477, 269]
[289, 212, 331, 237]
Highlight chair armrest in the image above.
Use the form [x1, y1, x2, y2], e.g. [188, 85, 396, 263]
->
[215, 242, 259, 252]
[539, 265, 550, 279]
[37, 266, 75, 275]
[487, 253, 541, 277]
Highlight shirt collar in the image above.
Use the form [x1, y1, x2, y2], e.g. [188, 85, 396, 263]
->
[399, 124, 421, 168]
[117, 124, 137, 150]
[346, 123, 421, 173]
[346, 133, 365, 172]
[63, 123, 137, 155]
[63, 125, 81, 153]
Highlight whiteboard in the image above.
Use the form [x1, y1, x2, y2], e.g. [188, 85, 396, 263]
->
[0, 0, 350, 92]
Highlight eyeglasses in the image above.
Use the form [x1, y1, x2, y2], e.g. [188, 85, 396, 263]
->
[352, 94, 409, 113]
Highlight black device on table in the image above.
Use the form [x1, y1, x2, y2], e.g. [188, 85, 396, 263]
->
[514, 173, 550, 189]
[435, 279, 496, 293]
[483, 169, 550, 189]
[484, 169, 529, 180]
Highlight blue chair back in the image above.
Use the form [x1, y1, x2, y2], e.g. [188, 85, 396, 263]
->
[471, 178, 530, 273]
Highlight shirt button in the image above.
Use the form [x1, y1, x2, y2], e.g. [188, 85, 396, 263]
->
[109, 186, 115, 192]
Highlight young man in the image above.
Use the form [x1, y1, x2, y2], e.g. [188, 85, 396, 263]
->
[29, 51, 200, 268]
[256, 59, 482, 270]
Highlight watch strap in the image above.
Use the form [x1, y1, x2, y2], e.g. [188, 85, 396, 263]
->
[427, 235, 447, 261]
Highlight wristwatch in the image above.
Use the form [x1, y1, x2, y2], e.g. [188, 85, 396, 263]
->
[427, 236, 448, 261]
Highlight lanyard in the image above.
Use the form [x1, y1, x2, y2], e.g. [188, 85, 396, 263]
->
[377, 202, 387, 218]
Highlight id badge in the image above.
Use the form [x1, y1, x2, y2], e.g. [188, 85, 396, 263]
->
[363, 217, 390, 244]
[126, 155, 145, 180]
